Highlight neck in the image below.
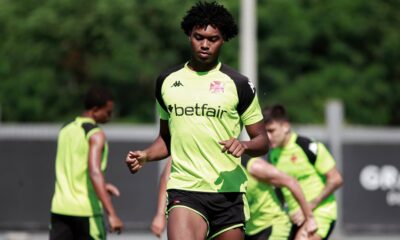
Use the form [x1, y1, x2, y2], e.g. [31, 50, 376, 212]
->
[188, 58, 219, 72]
[282, 132, 292, 147]
[81, 111, 94, 120]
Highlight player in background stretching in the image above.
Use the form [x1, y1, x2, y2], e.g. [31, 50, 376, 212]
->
[126, 2, 269, 239]
[263, 104, 343, 240]
[242, 155, 317, 240]
[50, 86, 123, 240]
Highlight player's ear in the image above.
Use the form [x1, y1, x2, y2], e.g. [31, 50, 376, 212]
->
[282, 122, 290, 134]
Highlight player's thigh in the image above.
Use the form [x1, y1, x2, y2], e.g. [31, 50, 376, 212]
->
[167, 206, 208, 240]
[214, 227, 244, 240]
[49, 213, 74, 240]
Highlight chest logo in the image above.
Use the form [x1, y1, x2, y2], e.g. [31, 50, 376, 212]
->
[171, 81, 184, 87]
[291, 154, 298, 162]
[210, 81, 225, 93]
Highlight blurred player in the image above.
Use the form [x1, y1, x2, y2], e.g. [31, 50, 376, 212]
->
[126, 2, 269, 239]
[263, 104, 343, 240]
[151, 158, 172, 238]
[242, 156, 317, 240]
[50, 86, 123, 240]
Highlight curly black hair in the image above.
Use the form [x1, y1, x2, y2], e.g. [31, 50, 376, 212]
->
[181, 1, 238, 41]
[84, 86, 114, 110]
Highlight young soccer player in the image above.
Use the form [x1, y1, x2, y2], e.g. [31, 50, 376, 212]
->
[263, 104, 343, 240]
[126, 2, 269, 239]
[50, 86, 123, 240]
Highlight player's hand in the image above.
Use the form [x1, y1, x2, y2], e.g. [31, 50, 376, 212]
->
[290, 209, 305, 226]
[108, 214, 123, 234]
[219, 138, 247, 157]
[293, 216, 318, 240]
[293, 227, 308, 240]
[105, 183, 120, 197]
[126, 151, 147, 174]
[151, 213, 166, 238]
[304, 215, 318, 236]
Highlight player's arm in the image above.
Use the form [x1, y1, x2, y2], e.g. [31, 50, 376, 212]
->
[151, 157, 172, 238]
[88, 131, 123, 233]
[219, 120, 269, 158]
[248, 158, 315, 224]
[243, 120, 270, 156]
[310, 167, 343, 210]
[126, 119, 170, 174]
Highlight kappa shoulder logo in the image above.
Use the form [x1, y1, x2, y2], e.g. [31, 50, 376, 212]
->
[171, 81, 184, 87]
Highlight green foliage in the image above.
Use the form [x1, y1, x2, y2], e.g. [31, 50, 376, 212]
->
[258, 0, 400, 125]
[0, 0, 399, 125]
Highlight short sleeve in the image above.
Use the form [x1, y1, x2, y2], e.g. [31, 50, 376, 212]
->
[219, 64, 263, 125]
[240, 96, 263, 125]
[315, 143, 336, 174]
[82, 122, 101, 140]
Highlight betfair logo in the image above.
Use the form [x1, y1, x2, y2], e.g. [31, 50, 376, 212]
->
[171, 81, 184, 87]
[168, 103, 227, 119]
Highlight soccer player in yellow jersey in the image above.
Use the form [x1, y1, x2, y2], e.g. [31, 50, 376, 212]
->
[264, 104, 343, 240]
[50, 87, 123, 239]
[126, 2, 269, 240]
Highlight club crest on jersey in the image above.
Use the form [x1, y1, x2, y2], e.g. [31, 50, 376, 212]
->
[209, 81, 224, 93]
[291, 154, 298, 162]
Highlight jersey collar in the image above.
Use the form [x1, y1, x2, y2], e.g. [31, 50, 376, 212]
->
[184, 62, 222, 75]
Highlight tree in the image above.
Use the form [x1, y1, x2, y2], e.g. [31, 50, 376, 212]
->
[257, 0, 400, 125]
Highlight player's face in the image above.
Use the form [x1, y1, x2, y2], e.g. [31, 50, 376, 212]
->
[265, 121, 290, 148]
[189, 25, 224, 64]
[94, 100, 114, 124]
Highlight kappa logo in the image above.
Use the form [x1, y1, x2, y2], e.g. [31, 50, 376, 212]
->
[171, 81, 184, 87]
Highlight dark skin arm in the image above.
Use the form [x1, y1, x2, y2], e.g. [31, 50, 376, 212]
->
[126, 119, 170, 174]
[88, 131, 123, 233]
[219, 120, 269, 158]
[310, 167, 343, 209]
[151, 157, 172, 238]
